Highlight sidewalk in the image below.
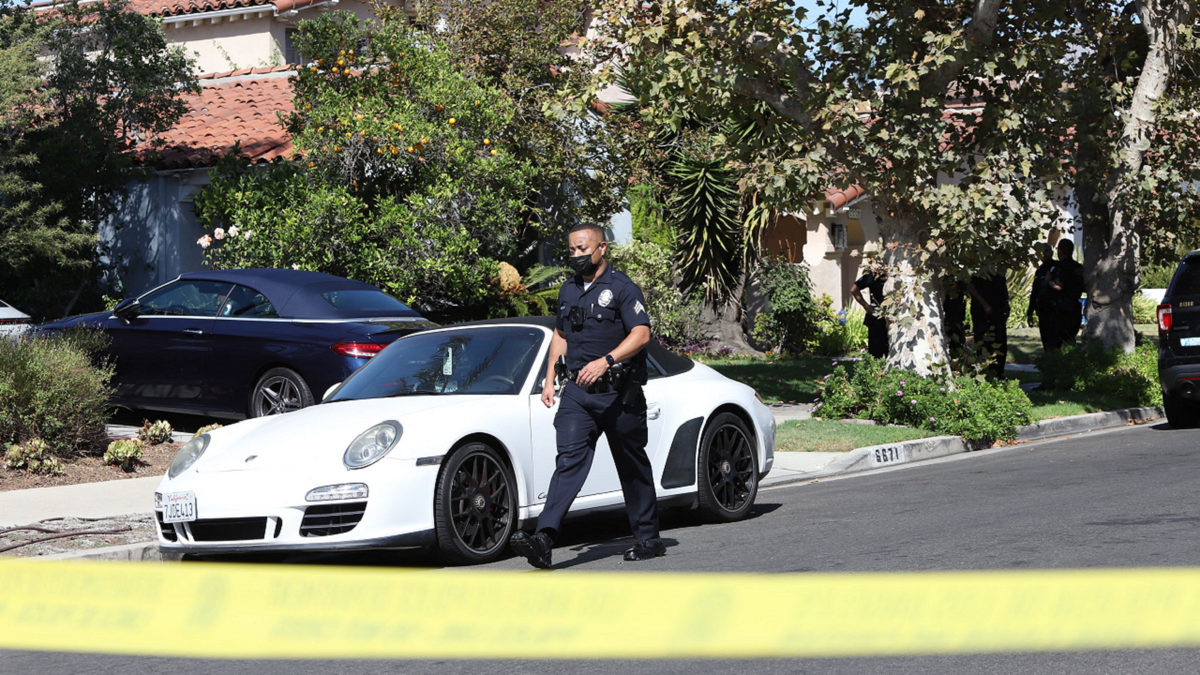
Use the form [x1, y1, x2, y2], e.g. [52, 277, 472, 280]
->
[0, 476, 160, 527]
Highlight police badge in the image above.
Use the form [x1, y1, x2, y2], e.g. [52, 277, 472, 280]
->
[598, 289, 613, 307]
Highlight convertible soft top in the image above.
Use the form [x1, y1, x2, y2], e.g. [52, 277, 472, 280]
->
[179, 268, 422, 320]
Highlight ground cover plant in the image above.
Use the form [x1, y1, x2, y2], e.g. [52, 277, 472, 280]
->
[774, 419, 936, 453]
[817, 356, 1033, 444]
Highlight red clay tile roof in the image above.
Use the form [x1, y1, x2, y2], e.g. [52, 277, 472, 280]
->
[145, 67, 295, 170]
[825, 184, 867, 211]
[125, 0, 272, 17]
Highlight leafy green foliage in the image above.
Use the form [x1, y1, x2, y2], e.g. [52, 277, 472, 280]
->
[628, 183, 674, 251]
[1132, 293, 1158, 324]
[197, 7, 620, 316]
[12, 0, 197, 319]
[0, 332, 112, 458]
[804, 295, 869, 357]
[1034, 342, 1162, 407]
[1141, 263, 1178, 289]
[818, 356, 1034, 444]
[103, 438, 144, 471]
[750, 258, 818, 354]
[608, 240, 705, 348]
[4, 439, 64, 476]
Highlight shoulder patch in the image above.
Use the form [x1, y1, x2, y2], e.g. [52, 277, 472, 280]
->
[634, 300, 646, 315]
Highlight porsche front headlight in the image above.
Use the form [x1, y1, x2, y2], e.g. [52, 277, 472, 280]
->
[168, 434, 210, 479]
[344, 421, 402, 469]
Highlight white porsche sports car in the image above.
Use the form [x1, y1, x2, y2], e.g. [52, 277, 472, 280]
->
[154, 318, 776, 564]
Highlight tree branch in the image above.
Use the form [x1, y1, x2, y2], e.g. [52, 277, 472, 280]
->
[919, 0, 1007, 97]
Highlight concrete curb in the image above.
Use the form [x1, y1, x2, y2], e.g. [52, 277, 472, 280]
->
[763, 405, 1163, 488]
[45, 541, 181, 562]
[1015, 406, 1164, 442]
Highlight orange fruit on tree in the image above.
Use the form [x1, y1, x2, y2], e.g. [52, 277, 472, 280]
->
[490, 149, 497, 156]
[483, 138, 490, 145]
[434, 104, 444, 111]
[448, 118, 456, 125]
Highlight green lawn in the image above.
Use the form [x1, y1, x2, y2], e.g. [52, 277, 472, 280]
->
[697, 354, 841, 404]
[775, 419, 938, 452]
[1008, 324, 1159, 365]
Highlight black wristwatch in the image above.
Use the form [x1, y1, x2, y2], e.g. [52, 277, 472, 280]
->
[604, 354, 616, 367]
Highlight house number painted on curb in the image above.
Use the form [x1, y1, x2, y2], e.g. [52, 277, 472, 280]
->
[873, 447, 904, 465]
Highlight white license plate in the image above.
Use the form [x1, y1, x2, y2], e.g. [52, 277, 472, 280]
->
[1182, 337, 1200, 347]
[162, 491, 197, 523]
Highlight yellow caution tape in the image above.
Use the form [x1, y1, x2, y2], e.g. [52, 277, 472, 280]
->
[2, 560, 1200, 659]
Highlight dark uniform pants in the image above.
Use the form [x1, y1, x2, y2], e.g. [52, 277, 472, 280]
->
[973, 307, 1009, 378]
[536, 381, 660, 542]
[865, 313, 888, 359]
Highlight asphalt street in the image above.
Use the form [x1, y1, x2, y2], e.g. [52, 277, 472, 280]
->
[9, 422, 1200, 674]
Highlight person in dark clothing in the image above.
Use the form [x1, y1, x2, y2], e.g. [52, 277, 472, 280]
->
[1045, 240, 1085, 347]
[851, 267, 888, 358]
[1027, 242, 1056, 350]
[943, 277, 968, 360]
[508, 222, 662, 569]
[968, 270, 1010, 378]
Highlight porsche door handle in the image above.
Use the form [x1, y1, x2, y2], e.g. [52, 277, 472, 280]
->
[182, 328, 205, 335]
[647, 405, 661, 420]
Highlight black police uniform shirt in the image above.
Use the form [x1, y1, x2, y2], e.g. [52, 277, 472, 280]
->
[854, 272, 886, 306]
[556, 262, 651, 376]
[970, 272, 1010, 314]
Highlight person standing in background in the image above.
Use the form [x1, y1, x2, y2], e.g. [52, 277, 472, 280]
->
[968, 270, 1010, 378]
[851, 265, 888, 359]
[1046, 240, 1085, 347]
[1028, 242, 1056, 350]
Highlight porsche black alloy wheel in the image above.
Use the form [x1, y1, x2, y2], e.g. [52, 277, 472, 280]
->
[434, 443, 516, 565]
[250, 367, 314, 418]
[696, 412, 758, 522]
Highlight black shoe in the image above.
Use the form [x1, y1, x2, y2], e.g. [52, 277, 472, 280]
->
[623, 538, 666, 561]
[509, 531, 553, 569]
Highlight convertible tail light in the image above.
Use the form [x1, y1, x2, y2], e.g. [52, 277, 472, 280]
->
[1158, 303, 1172, 334]
[332, 342, 385, 359]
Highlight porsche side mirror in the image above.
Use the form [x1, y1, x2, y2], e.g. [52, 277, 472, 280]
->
[323, 383, 341, 402]
[113, 298, 141, 320]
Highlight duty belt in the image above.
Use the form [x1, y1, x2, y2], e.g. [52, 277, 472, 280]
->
[566, 369, 614, 394]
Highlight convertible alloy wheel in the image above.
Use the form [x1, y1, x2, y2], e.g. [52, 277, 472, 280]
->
[696, 412, 759, 522]
[250, 367, 314, 418]
[434, 443, 517, 565]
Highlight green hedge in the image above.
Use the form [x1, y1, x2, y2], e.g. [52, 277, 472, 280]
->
[818, 356, 1033, 444]
[1034, 342, 1162, 408]
[0, 330, 113, 459]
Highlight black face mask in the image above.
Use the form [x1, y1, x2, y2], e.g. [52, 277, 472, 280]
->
[568, 252, 599, 276]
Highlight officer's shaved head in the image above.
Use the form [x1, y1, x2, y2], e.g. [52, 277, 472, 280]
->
[569, 223, 606, 244]
[567, 223, 607, 258]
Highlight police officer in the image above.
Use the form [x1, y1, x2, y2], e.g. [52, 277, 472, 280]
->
[968, 269, 1010, 379]
[509, 223, 663, 569]
[851, 265, 888, 358]
[1045, 240, 1085, 348]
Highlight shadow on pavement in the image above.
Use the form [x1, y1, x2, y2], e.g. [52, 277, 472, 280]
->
[181, 501, 784, 570]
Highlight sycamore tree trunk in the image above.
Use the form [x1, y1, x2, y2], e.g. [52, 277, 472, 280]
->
[1081, 0, 1195, 351]
[879, 210, 951, 375]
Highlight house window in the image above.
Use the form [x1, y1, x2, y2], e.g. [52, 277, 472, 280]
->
[284, 28, 300, 64]
[831, 223, 848, 251]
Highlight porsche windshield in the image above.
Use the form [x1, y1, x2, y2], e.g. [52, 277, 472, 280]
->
[329, 326, 545, 400]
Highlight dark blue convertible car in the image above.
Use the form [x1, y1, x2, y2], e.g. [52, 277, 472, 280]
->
[37, 269, 435, 419]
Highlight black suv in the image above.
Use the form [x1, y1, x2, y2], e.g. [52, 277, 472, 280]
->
[1158, 249, 1200, 429]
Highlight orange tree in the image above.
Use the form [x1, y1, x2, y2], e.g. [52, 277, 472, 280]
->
[197, 6, 623, 317]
